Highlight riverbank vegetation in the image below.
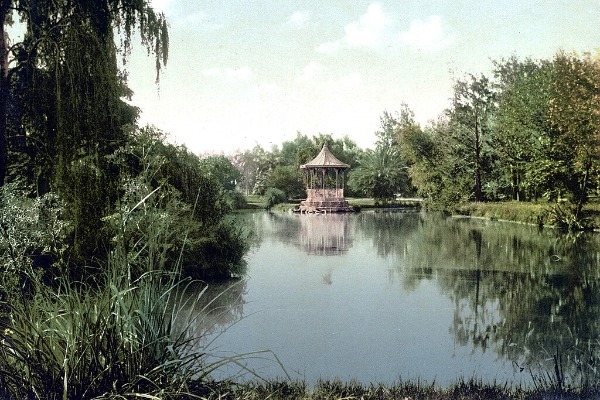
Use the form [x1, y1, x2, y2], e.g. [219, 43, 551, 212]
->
[454, 200, 600, 230]
[0, 1, 250, 398]
[189, 377, 600, 400]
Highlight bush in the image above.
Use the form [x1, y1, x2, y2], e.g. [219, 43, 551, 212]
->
[224, 189, 248, 210]
[264, 187, 287, 210]
[0, 179, 249, 398]
[182, 217, 249, 279]
[106, 128, 249, 280]
[0, 182, 204, 399]
[0, 184, 70, 300]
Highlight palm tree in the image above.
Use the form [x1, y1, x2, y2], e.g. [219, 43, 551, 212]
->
[349, 145, 409, 203]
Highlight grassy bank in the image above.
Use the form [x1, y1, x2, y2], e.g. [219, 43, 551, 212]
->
[454, 201, 600, 230]
[243, 195, 422, 212]
[189, 378, 599, 399]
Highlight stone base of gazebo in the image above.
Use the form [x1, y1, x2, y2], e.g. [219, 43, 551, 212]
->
[296, 197, 354, 213]
[295, 188, 354, 213]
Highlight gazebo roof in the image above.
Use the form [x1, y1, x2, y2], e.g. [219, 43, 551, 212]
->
[300, 143, 350, 169]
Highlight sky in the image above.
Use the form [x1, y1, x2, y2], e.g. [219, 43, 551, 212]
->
[124, 0, 600, 154]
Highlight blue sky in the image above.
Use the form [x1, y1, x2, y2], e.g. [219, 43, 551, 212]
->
[125, 0, 600, 154]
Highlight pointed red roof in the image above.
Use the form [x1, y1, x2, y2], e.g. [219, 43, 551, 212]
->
[301, 143, 350, 169]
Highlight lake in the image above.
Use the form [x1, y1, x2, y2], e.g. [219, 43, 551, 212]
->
[179, 210, 600, 387]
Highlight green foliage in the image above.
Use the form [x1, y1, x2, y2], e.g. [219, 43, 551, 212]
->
[200, 155, 242, 191]
[182, 217, 249, 279]
[454, 201, 551, 226]
[348, 145, 409, 203]
[0, 183, 70, 296]
[397, 51, 600, 226]
[400, 120, 473, 209]
[0, 269, 200, 399]
[267, 165, 304, 199]
[0, 154, 252, 398]
[107, 126, 248, 279]
[1, 0, 170, 260]
[264, 187, 287, 210]
[0, 182, 245, 398]
[224, 189, 248, 209]
[447, 73, 497, 202]
[491, 52, 600, 218]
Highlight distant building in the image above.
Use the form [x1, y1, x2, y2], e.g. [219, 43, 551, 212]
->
[296, 143, 353, 213]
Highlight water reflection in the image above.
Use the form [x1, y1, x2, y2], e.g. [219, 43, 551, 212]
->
[365, 212, 600, 384]
[299, 214, 351, 255]
[172, 279, 247, 342]
[200, 211, 600, 386]
[247, 212, 352, 255]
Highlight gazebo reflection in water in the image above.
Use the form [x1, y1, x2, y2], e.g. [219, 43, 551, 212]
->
[298, 213, 351, 256]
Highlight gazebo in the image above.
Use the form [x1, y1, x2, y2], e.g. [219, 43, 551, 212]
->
[297, 143, 353, 213]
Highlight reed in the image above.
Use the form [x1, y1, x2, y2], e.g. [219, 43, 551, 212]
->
[0, 182, 257, 399]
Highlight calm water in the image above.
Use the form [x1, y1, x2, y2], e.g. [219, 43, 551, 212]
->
[181, 210, 600, 387]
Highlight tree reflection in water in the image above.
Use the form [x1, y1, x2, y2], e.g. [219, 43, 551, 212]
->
[356, 211, 600, 385]
[171, 279, 247, 347]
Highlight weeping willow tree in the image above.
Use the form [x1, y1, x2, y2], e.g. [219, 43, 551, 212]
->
[1, 0, 168, 259]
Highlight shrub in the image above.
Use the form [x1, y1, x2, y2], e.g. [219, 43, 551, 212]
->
[224, 189, 248, 210]
[264, 187, 287, 210]
[0, 184, 70, 301]
[0, 180, 249, 399]
[182, 217, 249, 279]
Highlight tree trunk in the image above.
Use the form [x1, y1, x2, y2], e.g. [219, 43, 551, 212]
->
[574, 167, 589, 221]
[474, 112, 482, 202]
[0, 2, 10, 186]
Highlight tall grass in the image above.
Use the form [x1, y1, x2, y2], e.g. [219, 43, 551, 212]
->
[0, 270, 200, 398]
[527, 345, 600, 398]
[0, 180, 259, 399]
[0, 183, 194, 398]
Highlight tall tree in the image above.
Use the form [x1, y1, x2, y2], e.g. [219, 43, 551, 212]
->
[1, 0, 168, 258]
[547, 52, 600, 218]
[449, 74, 497, 201]
[493, 57, 554, 200]
[200, 155, 242, 191]
[0, 0, 168, 187]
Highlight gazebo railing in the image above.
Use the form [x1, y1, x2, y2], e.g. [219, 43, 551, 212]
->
[306, 188, 344, 199]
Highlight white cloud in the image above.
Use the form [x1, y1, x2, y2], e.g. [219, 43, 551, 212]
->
[316, 2, 388, 53]
[298, 62, 324, 81]
[289, 11, 310, 28]
[399, 16, 455, 53]
[344, 3, 386, 47]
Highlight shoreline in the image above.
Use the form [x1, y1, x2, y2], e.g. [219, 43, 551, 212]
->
[189, 377, 598, 399]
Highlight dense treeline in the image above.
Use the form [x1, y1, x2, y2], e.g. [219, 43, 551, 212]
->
[401, 52, 599, 229]
[231, 51, 599, 228]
